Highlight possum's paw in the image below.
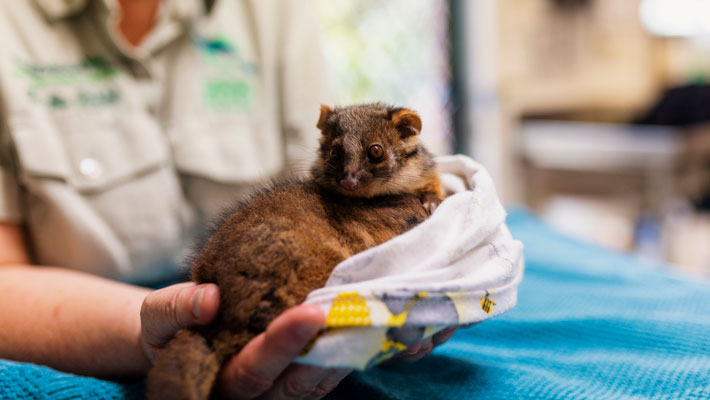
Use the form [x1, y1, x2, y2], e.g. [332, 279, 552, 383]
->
[421, 192, 443, 216]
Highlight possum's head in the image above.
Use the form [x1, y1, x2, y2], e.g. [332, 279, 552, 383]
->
[311, 103, 435, 198]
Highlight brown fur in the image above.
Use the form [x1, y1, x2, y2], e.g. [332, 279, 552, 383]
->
[146, 104, 443, 400]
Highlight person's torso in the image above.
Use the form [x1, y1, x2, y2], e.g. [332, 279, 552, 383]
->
[0, 0, 303, 283]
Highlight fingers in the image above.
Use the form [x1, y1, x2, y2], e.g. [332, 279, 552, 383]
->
[432, 326, 457, 347]
[262, 365, 351, 400]
[395, 326, 458, 363]
[217, 305, 325, 399]
[398, 340, 422, 357]
[311, 368, 351, 399]
[397, 338, 433, 363]
[140, 282, 220, 360]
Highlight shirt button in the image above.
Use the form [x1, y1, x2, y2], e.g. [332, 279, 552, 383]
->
[79, 158, 103, 180]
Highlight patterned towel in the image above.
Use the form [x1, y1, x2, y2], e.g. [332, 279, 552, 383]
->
[297, 155, 525, 369]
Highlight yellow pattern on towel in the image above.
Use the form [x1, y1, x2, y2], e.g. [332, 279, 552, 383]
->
[326, 292, 372, 327]
[387, 291, 427, 327]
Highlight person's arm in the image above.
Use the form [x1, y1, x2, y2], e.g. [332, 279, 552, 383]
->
[0, 221, 166, 377]
[0, 264, 153, 377]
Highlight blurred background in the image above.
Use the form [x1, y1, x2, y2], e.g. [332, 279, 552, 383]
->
[313, 0, 710, 277]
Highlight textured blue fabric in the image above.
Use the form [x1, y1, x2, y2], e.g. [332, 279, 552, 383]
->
[0, 359, 143, 399]
[328, 209, 710, 400]
[1, 209, 709, 399]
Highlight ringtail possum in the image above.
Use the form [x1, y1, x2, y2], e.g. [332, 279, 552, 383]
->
[147, 104, 444, 400]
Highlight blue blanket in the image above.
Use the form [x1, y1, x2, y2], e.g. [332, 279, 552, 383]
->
[2, 209, 709, 399]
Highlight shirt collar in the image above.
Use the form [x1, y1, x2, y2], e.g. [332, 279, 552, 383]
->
[32, 0, 88, 20]
[33, 0, 209, 61]
[32, 0, 209, 22]
[99, 0, 206, 60]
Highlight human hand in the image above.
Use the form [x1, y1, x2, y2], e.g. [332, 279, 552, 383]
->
[216, 305, 351, 399]
[139, 282, 221, 363]
[139, 283, 351, 399]
[394, 326, 458, 363]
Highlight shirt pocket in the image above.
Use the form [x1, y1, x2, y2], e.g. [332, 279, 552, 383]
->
[8, 107, 169, 191]
[165, 31, 284, 184]
[169, 112, 284, 184]
[6, 106, 190, 282]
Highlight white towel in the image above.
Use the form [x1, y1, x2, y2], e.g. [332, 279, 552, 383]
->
[297, 155, 524, 369]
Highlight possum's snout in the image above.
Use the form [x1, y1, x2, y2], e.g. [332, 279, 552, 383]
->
[340, 174, 359, 191]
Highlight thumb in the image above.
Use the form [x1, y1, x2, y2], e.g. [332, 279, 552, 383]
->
[140, 282, 220, 357]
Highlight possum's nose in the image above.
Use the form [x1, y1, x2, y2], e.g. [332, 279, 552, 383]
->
[340, 174, 359, 191]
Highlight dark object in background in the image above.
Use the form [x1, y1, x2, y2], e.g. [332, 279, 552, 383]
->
[635, 84, 710, 127]
[635, 84, 710, 212]
[550, 0, 592, 11]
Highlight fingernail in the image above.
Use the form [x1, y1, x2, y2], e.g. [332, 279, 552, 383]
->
[192, 286, 205, 320]
[405, 342, 422, 355]
[296, 319, 323, 341]
[421, 339, 434, 353]
[294, 306, 326, 340]
[296, 322, 320, 341]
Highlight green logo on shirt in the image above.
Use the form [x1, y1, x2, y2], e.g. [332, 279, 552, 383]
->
[16, 56, 121, 110]
[204, 80, 251, 110]
[195, 35, 259, 111]
[48, 94, 68, 110]
[17, 56, 119, 88]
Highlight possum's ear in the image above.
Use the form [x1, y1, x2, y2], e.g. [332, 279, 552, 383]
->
[391, 109, 422, 139]
[317, 105, 333, 131]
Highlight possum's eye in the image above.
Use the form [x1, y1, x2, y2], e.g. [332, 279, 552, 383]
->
[367, 144, 384, 163]
[329, 147, 338, 158]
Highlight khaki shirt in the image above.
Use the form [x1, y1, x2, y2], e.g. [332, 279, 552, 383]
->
[0, 0, 330, 283]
